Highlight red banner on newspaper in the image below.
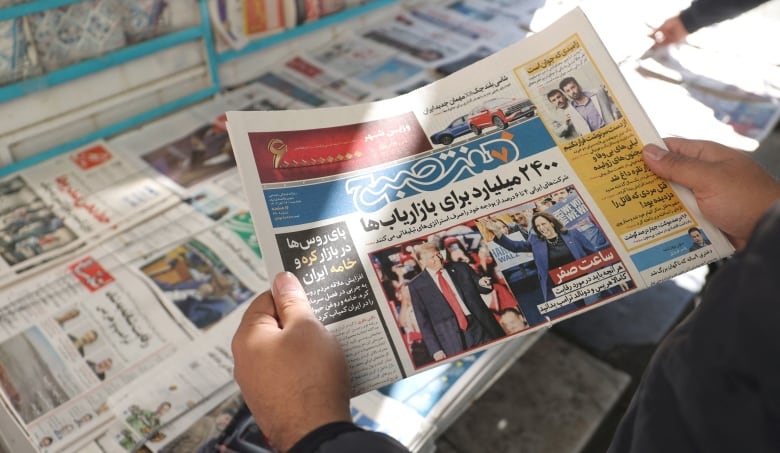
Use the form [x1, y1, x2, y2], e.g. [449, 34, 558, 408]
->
[247, 112, 431, 183]
[548, 247, 620, 286]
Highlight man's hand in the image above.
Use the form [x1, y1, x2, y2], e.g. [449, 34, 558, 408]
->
[643, 138, 780, 250]
[650, 16, 689, 49]
[232, 272, 352, 452]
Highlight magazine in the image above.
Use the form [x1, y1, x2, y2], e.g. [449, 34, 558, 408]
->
[226, 7, 734, 396]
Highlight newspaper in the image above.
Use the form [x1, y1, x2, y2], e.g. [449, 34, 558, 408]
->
[0, 142, 179, 288]
[99, 332, 541, 453]
[0, 3, 752, 452]
[0, 90, 279, 453]
[351, 332, 542, 452]
[0, 189, 268, 452]
[226, 7, 734, 396]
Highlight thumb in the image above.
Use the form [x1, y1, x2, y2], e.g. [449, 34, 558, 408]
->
[271, 272, 315, 327]
[642, 143, 712, 193]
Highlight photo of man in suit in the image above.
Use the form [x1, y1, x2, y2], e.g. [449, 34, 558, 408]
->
[688, 226, 711, 251]
[546, 88, 588, 140]
[559, 76, 621, 132]
[408, 243, 504, 362]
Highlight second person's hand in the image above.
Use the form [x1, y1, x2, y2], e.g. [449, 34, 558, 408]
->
[650, 16, 689, 49]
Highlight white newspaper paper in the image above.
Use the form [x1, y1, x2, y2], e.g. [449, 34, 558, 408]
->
[226, 8, 734, 396]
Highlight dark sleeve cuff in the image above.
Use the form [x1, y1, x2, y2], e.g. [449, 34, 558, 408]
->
[680, 0, 768, 34]
[679, 7, 704, 34]
[287, 421, 364, 453]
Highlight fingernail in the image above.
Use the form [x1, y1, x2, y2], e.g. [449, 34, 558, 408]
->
[644, 145, 669, 161]
[272, 272, 303, 299]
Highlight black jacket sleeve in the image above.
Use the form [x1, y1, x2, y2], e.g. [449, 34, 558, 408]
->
[607, 202, 780, 453]
[679, 0, 770, 33]
[288, 422, 411, 453]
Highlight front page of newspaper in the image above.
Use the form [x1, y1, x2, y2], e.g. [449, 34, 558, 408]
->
[0, 87, 277, 453]
[226, 8, 734, 395]
[0, 252, 190, 453]
[0, 141, 179, 288]
[0, 192, 268, 452]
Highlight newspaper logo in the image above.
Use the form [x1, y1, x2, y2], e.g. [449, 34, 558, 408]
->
[345, 130, 522, 213]
[72, 145, 112, 170]
[70, 257, 115, 292]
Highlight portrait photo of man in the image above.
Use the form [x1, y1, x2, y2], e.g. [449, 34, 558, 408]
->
[87, 357, 113, 381]
[407, 243, 504, 361]
[559, 76, 621, 133]
[688, 227, 711, 251]
[68, 329, 98, 356]
[546, 88, 588, 140]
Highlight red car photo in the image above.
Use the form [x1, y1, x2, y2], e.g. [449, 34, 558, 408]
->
[467, 97, 536, 135]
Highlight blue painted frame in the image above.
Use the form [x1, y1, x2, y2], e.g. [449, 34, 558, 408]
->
[0, 0, 398, 174]
[0, 26, 206, 103]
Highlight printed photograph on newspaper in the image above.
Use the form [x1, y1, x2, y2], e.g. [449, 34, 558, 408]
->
[226, 8, 735, 396]
[0, 142, 178, 288]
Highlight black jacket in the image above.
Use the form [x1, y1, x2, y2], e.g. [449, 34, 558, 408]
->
[289, 422, 410, 453]
[679, 0, 769, 33]
[608, 202, 780, 453]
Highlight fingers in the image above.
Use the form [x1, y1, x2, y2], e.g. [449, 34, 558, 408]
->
[649, 16, 688, 49]
[270, 272, 315, 328]
[648, 24, 670, 48]
[642, 140, 717, 192]
[643, 138, 745, 193]
[649, 33, 665, 50]
[642, 137, 780, 250]
[650, 29, 674, 49]
[661, 137, 735, 162]
[231, 271, 351, 452]
[235, 272, 314, 336]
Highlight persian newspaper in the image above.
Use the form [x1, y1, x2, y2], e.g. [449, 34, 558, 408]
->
[0, 89, 277, 453]
[226, 8, 734, 396]
[0, 142, 179, 288]
[0, 192, 268, 453]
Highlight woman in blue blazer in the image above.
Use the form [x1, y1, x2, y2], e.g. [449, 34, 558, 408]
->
[482, 211, 597, 303]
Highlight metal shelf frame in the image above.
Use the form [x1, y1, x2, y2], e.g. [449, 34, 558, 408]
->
[0, 0, 399, 176]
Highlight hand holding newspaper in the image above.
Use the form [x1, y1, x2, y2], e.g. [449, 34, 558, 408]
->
[226, 7, 733, 396]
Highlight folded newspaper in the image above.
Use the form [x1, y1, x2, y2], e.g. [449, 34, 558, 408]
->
[226, 7, 734, 396]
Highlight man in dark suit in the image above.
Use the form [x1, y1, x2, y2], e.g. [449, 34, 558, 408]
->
[408, 243, 504, 361]
[508, 210, 532, 238]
